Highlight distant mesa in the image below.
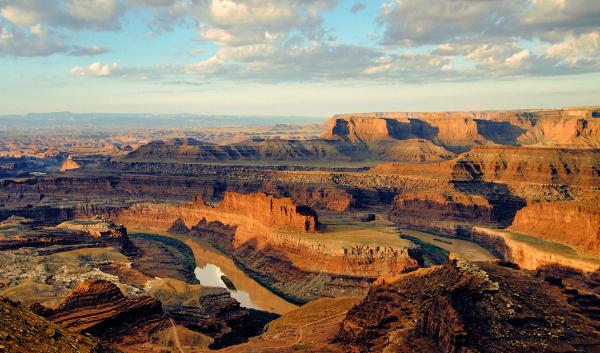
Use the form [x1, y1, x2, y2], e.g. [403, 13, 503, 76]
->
[122, 107, 600, 165]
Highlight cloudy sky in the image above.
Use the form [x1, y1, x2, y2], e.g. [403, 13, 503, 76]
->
[1, 0, 599, 116]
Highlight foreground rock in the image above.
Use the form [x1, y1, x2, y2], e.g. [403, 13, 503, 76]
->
[0, 296, 112, 353]
[337, 257, 600, 353]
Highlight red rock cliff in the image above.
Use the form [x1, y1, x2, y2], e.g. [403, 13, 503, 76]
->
[217, 192, 318, 232]
[509, 201, 600, 255]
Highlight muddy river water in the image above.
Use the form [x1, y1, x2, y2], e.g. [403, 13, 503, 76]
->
[159, 233, 299, 315]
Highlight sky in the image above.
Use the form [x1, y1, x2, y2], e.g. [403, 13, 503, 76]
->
[0, 0, 599, 116]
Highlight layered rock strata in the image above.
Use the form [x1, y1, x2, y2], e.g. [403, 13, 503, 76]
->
[390, 192, 494, 226]
[32, 279, 169, 347]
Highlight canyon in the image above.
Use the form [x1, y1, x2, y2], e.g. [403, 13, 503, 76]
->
[0, 107, 598, 352]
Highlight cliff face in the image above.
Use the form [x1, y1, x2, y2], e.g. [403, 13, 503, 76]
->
[509, 202, 600, 255]
[112, 192, 319, 234]
[217, 192, 318, 232]
[337, 259, 599, 353]
[373, 146, 600, 187]
[326, 108, 600, 149]
[390, 192, 494, 226]
[453, 146, 600, 185]
[462, 226, 599, 273]
[0, 167, 356, 212]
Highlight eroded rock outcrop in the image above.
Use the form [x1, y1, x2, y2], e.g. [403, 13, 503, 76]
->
[218, 192, 318, 232]
[337, 258, 600, 353]
[59, 155, 81, 172]
[57, 217, 127, 238]
[32, 279, 168, 347]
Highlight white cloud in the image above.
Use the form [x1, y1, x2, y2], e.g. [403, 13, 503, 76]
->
[65, 0, 121, 22]
[378, 0, 522, 46]
[70, 62, 117, 76]
[545, 31, 600, 67]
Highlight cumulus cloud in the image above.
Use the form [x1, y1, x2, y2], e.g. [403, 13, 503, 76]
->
[70, 62, 117, 76]
[378, 0, 600, 45]
[0, 0, 124, 31]
[29, 0, 598, 83]
[195, 0, 335, 46]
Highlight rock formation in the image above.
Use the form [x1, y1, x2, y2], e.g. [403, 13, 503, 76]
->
[32, 279, 168, 346]
[337, 258, 600, 353]
[59, 155, 81, 172]
[57, 217, 127, 238]
[217, 192, 319, 232]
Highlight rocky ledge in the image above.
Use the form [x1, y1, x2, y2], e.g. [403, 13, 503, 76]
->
[57, 217, 127, 238]
[337, 257, 600, 353]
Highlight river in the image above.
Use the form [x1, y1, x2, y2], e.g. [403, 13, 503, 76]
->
[156, 232, 298, 315]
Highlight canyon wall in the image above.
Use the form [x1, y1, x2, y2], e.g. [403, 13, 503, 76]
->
[0, 168, 355, 211]
[390, 192, 494, 227]
[373, 146, 600, 186]
[463, 227, 598, 273]
[86, 192, 419, 302]
[509, 202, 600, 255]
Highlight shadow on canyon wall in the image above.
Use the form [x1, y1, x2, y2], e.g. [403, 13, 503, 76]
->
[452, 181, 527, 227]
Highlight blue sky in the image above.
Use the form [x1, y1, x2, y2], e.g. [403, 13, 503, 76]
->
[0, 0, 599, 116]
